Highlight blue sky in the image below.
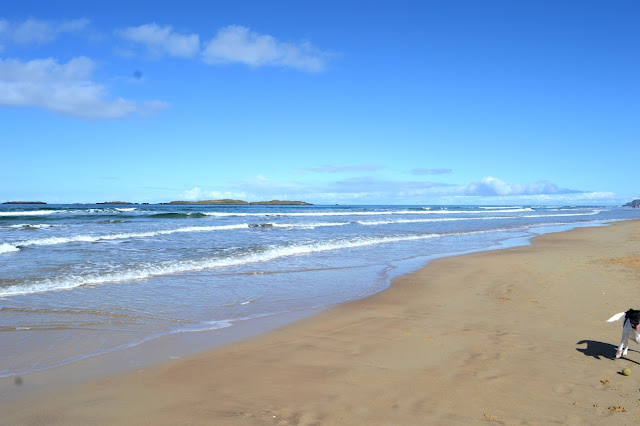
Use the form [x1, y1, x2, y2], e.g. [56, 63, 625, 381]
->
[1, 0, 638, 205]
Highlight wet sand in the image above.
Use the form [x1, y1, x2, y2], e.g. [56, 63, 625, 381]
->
[2, 220, 640, 424]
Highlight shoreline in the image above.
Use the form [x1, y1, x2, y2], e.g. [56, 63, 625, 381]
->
[0, 221, 596, 390]
[2, 219, 640, 423]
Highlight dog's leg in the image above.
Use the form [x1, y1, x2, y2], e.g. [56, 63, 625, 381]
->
[616, 337, 627, 358]
[622, 339, 629, 356]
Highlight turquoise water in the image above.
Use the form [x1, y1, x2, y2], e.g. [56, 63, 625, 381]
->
[1, 204, 638, 376]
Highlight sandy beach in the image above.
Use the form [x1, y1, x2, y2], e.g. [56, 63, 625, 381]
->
[2, 219, 640, 424]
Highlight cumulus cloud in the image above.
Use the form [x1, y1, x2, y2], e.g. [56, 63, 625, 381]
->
[202, 25, 329, 71]
[461, 176, 581, 196]
[181, 186, 249, 201]
[116, 23, 200, 58]
[183, 187, 203, 200]
[410, 168, 452, 175]
[0, 18, 90, 45]
[0, 57, 169, 119]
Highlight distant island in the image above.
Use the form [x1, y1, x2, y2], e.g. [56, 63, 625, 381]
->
[623, 199, 640, 208]
[162, 199, 312, 206]
[2, 201, 47, 204]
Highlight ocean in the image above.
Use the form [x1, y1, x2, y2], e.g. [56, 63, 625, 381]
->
[1, 204, 638, 378]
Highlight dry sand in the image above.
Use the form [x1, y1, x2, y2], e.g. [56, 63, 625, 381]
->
[2, 220, 640, 425]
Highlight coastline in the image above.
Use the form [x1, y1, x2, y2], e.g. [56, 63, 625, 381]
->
[2, 219, 640, 424]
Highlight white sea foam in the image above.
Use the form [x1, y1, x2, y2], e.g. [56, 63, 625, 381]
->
[202, 211, 392, 217]
[0, 243, 20, 253]
[2, 225, 552, 297]
[271, 221, 350, 229]
[3, 224, 54, 229]
[0, 233, 444, 296]
[521, 211, 601, 218]
[357, 210, 600, 226]
[479, 206, 523, 210]
[0, 210, 61, 216]
[115, 208, 136, 212]
[8, 224, 250, 249]
[358, 217, 501, 226]
[1, 209, 602, 253]
[201, 208, 536, 217]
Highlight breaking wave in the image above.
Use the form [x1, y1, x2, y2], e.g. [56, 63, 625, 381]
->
[150, 212, 209, 219]
[356, 210, 600, 226]
[3, 224, 250, 251]
[0, 226, 538, 296]
[199, 208, 536, 217]
[0, 210, 62, 217]
[0, 243, 20, 254]
[2, 224, 54, 230]
[0, 232, 445, 295]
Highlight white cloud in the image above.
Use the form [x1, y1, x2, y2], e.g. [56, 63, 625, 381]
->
[462, 176, 580, 196]
[0, 57, 169, 119]
[394, 176, 586, 200]
[116, 23, 200, 58]
[0, 18, 90, 45]
[181, 187, 248, 201]
[202, 25, 328, 71]
[183, 187, 202, 200]
[442, 191, 619, 206]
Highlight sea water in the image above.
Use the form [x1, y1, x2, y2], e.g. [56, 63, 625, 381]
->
[1, 204, 638, 377]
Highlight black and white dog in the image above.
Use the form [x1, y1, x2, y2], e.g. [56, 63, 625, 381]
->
[607, 309, 640, 359]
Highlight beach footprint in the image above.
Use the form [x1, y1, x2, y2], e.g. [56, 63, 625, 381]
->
[553, 382, 575, 395]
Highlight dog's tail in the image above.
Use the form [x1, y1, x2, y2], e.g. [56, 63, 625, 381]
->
[607, 312, 627, 322]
